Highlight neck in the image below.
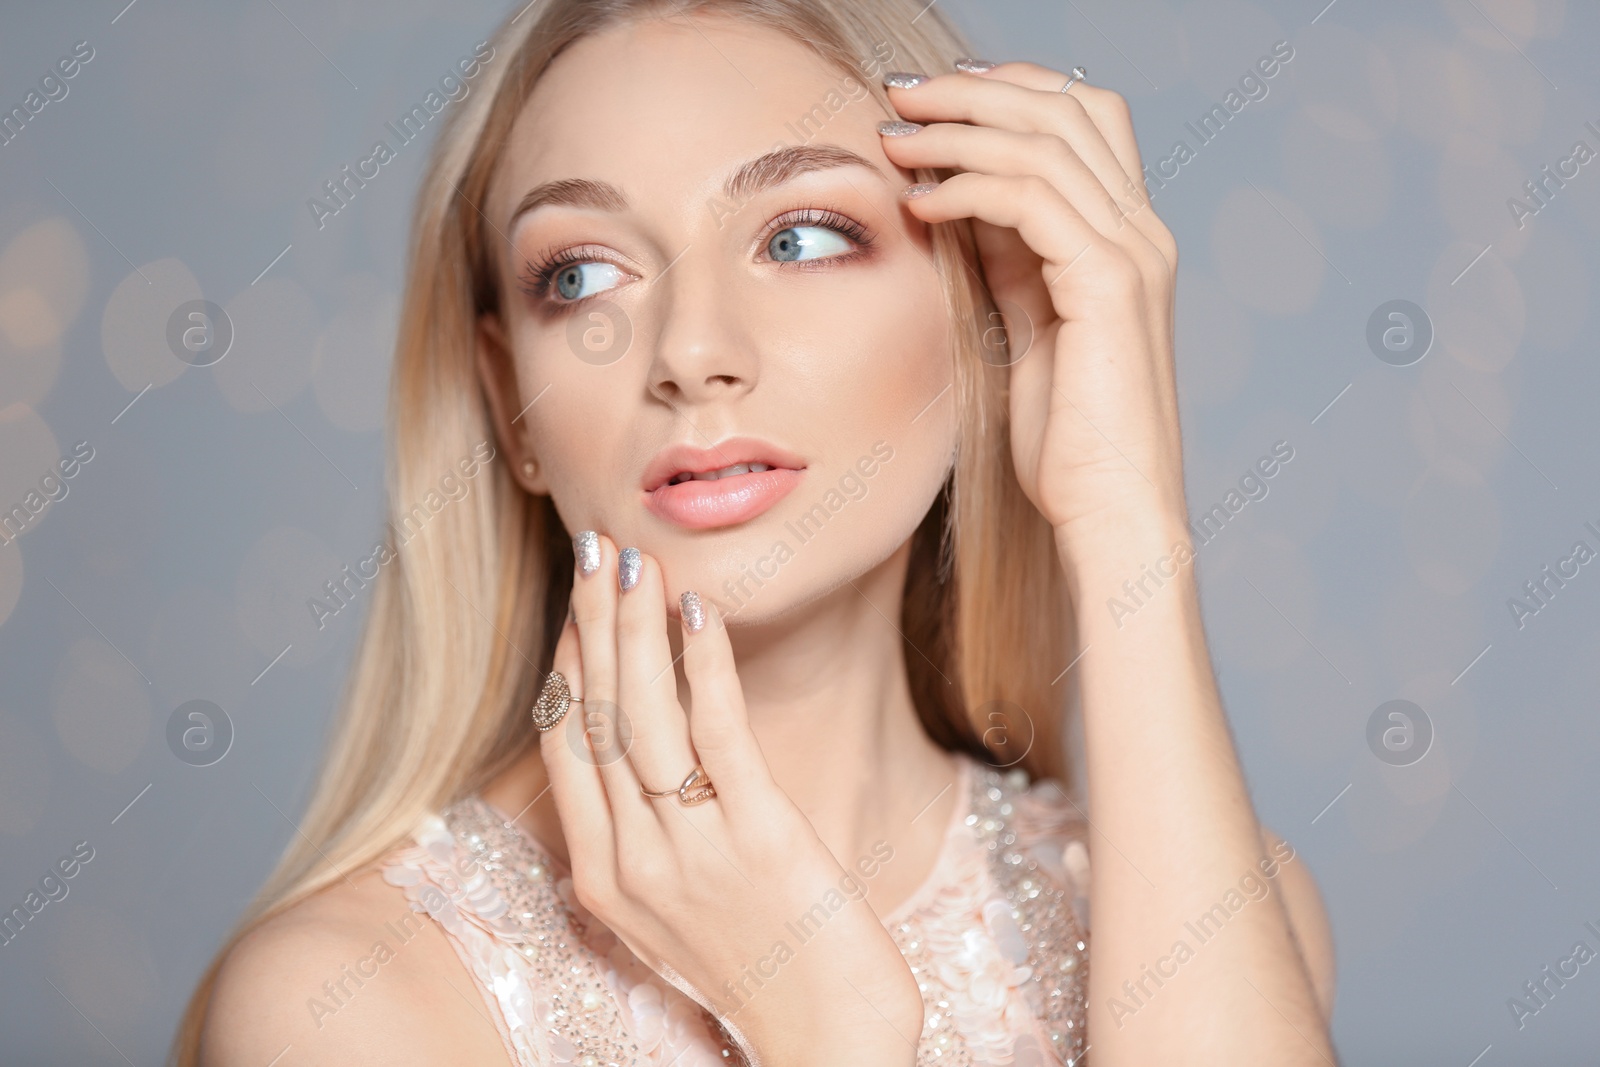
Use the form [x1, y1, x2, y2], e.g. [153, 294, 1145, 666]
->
[482, 537, 963, 914]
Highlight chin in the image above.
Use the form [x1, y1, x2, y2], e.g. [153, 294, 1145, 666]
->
[662, 507, 924, 629]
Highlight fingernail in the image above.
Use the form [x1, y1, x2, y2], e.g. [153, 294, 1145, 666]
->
[954, 58, 997, 72]
[883, 71, 930, 89]
[902, 182, 940, 200]
[878, 120, 922, 137]
[574, 531, 600, 576]
[619, 547, 641, 592]
[680, 590, 705, 634]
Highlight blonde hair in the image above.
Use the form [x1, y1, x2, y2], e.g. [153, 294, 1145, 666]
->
[171, 0, 1074, 1060]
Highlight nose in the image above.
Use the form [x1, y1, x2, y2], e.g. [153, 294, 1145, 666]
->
[645, 251, 757, 406]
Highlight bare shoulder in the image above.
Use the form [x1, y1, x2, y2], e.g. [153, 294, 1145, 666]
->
[1260, 825, 1336, 1020]
[199, 864, 510, 1067]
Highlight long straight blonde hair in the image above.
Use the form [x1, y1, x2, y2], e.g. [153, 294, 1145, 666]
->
[172, 0, 1075, 1060]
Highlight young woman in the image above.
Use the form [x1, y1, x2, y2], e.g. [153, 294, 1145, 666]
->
[178, 1, 1337, 1064]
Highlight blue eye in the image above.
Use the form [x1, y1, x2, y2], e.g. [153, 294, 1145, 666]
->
[768, 224, 853, 263]
[552, 261, 625, 301]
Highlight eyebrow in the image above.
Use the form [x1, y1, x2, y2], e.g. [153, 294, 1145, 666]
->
[722, 144, 889, 205]
[508, 144, 889, 226]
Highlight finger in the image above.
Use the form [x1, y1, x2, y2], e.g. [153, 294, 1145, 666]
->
[901, 171, 1140, 304]
[890, 67, 1164, 249]
[903, 172, 1164, 433]
[537, 619, 614, 875]
[967, 62, 1148, 195]
[967, 63, 1176, 270]
[879, 121, 1134, 241]
[888, 69, 1135, 199]
[614, 547, 702, 813]
[677, 591, 772, 803]
[569, 531, 653, 826]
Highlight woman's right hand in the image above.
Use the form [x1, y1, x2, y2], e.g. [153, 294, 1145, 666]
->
[537, 532, 923, 1066]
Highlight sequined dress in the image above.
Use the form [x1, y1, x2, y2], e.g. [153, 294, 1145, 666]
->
[378, 754, 1091, 1066]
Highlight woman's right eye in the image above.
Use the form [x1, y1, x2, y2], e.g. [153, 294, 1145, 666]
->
[550, 261, 625, 302]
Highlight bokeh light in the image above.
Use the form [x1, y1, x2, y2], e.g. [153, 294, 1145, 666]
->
[1211, 184, 1328, 314]
[50, 638, 152, 774]
[101, 258, 202, 393]
[213, 276, 320, 412]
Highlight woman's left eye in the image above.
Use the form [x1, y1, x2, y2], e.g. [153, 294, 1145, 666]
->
[552, 261, 625, 302]
[767, 225, 854, 263]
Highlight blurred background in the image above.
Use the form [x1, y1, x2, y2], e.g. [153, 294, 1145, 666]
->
[1, 0, 1596, 1063]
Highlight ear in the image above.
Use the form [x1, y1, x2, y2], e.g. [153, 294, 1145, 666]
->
[475, 311, 550, 495]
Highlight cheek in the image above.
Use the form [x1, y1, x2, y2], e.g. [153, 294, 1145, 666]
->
[818, 273, 957, 502]
[722, 270, 957, 607]
[749, 267, 953, 521]
[790, 271, 950, 426]
[515, 334, 636, 528]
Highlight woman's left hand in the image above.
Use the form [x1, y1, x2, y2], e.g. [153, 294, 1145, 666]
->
[880, 63, 1185, 547]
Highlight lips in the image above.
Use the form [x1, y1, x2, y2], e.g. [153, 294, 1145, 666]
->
[642, 436, 806, 530]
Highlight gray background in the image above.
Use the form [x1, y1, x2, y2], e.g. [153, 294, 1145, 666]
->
[1, 0, 1597, 1063]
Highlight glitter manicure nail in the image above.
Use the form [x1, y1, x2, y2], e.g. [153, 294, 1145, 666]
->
[574, 531, 600, 576]
[954, 58, 997, 72]
[619, 547, 641, 592]
[680, 590, 705, 634]
[883, 71, 930, 88]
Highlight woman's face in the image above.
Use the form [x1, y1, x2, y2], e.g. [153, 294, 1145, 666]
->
[480, 14, 958, 622]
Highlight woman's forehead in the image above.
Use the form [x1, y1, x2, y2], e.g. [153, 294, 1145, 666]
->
[494, 16, 888, 208]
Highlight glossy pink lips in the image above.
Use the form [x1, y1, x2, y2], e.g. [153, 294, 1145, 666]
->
[641, 437, 806, 530]
[647, 467, 802, 529]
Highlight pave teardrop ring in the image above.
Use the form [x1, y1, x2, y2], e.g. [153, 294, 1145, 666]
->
[532, 670, 572, 732]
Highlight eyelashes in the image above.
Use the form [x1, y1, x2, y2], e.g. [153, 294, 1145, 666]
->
[514, 204, 878, 311]
[769, 205, 874, 258]
[515, 244, 617, 306]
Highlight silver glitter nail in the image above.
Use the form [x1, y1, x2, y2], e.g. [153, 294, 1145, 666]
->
[680, 590, 705, 634]
[574, 531, 600, 576]
[618, 547, 641, 591]
[954, 58, 997, 72]
[878, 120, 922, 137]
[883, 71, 930, 89]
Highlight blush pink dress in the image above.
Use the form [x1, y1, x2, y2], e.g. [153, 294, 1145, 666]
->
[379, 754, 1091, 1066]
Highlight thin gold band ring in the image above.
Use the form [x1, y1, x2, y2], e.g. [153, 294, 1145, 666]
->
[640, 765, 717, 805]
